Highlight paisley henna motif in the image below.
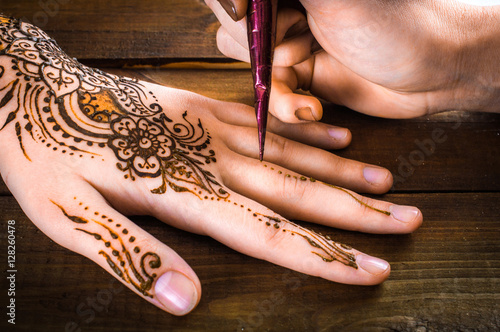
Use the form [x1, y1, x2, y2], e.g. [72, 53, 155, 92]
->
[0, 15, 225, 198]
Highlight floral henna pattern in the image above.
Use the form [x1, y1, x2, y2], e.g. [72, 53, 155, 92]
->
[109, 116, 174, 178]
[108, 111, 228, 198]
[0, 15, 226, 199]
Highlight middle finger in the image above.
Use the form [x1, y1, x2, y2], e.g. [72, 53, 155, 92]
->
[218, 150, 422, 234]
[221, 125, 393, 194]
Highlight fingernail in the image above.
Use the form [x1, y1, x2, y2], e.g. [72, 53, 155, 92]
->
[327, 127, 348, 141]
[283, 20, 310, 40]
[311, 38, 323, 55]
[217, 0, 239, 21]
[295, 107, 316, 121]
[390, 205, 420, 223]
[357, 254, 390, 275]
[363, 166, 389, 186]
[155, 271, 197, 315]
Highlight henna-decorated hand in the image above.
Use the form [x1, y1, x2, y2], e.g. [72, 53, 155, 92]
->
[207, 0, 500, 121]
[0, 15, 422, 316]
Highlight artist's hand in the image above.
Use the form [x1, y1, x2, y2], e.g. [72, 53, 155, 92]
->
[0, 16, 422, 316]
[207, 0, 500, 121]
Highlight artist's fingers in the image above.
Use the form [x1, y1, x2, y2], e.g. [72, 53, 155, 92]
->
[216, 19, 317, 67]
[216, 13, 429, 120]
[270, 64, 324, 123]
[216, 25, 250, 63]
[213, 35, 326, 125]
[214, 7, 317, 68]
[274, 32, 317, 68]
[219, 154, 421, 234]
[9, 174, 201, 316]
[217, 29, 325, 124]
[206, 0, 249, 22]
[212, 3, 316, 66]
[220, 125, 391, 194]
[273, 7, 322, 68]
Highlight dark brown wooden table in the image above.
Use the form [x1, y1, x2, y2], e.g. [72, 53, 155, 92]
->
[1, 1, 499, 331]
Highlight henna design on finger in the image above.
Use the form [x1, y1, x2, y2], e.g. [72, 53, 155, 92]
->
[215, 196, 358, 268]
[320, 181, 390, 215]
[52, 198, 161, 298]
[0, 15, 227, 199]
[255, 212, 357, 268]
[262, 164, 391, 216]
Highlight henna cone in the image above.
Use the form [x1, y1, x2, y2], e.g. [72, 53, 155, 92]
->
[247, 0, 276, 161]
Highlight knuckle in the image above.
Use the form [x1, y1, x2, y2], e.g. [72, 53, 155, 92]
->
[260, 217, 289, 249]
[345, 191, 376, 218]
[328, 157, 348, 179]
[350, 195, 387, 227]
[267, 134, 291, 162]
[278, 172, 316, 205]
[280, 49, 298, 68]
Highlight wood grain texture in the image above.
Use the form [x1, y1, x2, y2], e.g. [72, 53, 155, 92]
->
[1, 0, 224, 62]
[0, 193, 498, 331]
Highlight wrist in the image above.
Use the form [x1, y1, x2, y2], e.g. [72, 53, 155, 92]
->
[421, 4, 500, 114]
[450, 6, 500, 113]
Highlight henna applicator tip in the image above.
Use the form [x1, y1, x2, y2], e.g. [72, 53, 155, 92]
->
[247, 0, 276, 161]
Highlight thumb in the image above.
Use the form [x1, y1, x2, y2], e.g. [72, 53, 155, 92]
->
[11, 176, 201, 316]
[270, 65, 323, 123]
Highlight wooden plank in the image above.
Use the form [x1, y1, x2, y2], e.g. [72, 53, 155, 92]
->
[0, 193, 498, 330]
[1, 0, 224, 62]
[0, 177, 7, 196]
[325, 108, 500, 193]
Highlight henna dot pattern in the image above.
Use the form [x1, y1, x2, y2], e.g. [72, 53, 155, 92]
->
[215, 195, 358, 268]
[51, 199, 161, 298]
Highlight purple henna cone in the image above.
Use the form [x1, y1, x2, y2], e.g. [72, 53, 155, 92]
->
[247, 0, 276, 161]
